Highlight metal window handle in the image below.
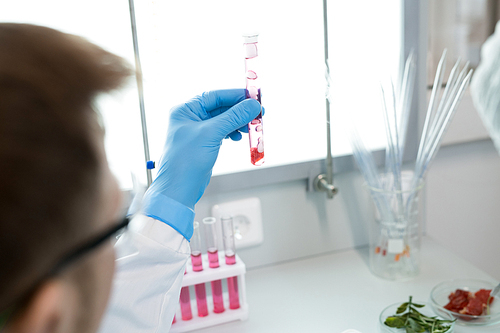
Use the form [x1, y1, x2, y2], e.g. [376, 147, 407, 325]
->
[314, 174, 338, 199]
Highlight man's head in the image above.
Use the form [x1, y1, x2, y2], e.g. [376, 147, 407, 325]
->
[0, 23, 132, 332]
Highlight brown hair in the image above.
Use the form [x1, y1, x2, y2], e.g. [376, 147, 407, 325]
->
[0, 23, 132, 311]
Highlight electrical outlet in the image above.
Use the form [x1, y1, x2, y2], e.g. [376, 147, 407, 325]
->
[212, 197, 263, 249]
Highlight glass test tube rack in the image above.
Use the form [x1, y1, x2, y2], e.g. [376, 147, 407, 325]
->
[170, 251, 248, 332]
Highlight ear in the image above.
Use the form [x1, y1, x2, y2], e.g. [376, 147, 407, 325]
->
[6, 279, 78, 333]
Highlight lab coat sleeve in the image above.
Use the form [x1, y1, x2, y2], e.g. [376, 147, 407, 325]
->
[97, 214, 190, 333]
[470, 20, 500, 154]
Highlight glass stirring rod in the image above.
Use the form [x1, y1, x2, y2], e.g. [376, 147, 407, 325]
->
[243, 33, 264, 166]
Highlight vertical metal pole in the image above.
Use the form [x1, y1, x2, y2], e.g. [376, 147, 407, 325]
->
[128, 0, 153, 186]
[403, 0, 427, 163]
[323, 0, 334, 198]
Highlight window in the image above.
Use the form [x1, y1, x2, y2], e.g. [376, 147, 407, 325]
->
[3, 1, 407, 190]
[3, 0, 145, 190]
[325, 1, 402, 166]
[427, 0, 496, 146]
[428, 0, 496, 85]
[135, 0, 402, 178]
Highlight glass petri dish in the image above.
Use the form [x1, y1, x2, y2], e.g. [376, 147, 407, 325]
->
[380, 301, 455, 332]
[430, 279, 500, 326]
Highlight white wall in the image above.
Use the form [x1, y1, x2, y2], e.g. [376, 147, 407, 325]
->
[426, 139, 500, 279]
[424, 91, 500, 280]
[195, 170, 374, 269]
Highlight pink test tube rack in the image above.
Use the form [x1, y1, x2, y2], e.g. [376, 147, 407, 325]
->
[170, 251, 248, 333]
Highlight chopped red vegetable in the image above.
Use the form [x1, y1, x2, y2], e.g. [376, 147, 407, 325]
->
[444, 289, 470, 313]
[475, 289, 492, 304]
[444, 288, 493, 317]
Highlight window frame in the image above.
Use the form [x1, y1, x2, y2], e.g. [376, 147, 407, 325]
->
[202, 0, 427, 195]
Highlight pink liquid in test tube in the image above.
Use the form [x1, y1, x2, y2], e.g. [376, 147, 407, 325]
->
[208, 248, 224, 313]
[225, 254, 240, 310]
[225, 253, 236, 265]
[207, 249, 219, 269]
[191, 222, 208, 317]
[203, 217, 225, 314]
[179, 269, 192, 321]
[191, 252, 203, 272]
[221, 216, 240, 309]
[179, 286, 192, 320]
[194, 283, 208, 317]
[244, 33, 264, 166]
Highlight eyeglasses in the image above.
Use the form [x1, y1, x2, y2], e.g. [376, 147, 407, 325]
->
[49, 215, 130, 275]
[0, 215, 130, 328]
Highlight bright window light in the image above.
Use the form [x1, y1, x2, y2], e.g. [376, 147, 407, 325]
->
[327, 0, 401, 159]
[2, 0, 146, 189]
[3, 0, 401, 187]
[135, 0, 401, 177]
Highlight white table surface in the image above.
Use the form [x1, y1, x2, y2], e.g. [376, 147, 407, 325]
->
[190, 237, 499, 333]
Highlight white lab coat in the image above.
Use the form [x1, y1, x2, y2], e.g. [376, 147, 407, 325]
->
[471, 20, 500, 154]
[97, 215, 189, 333]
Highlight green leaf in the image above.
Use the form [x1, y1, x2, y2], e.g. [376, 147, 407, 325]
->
[385, 316, 406, 328]
[407, 317, 425, 332]
[386, 297, 455, 333]
[397, 302, 409, 314]
[410, 308, 425, 318]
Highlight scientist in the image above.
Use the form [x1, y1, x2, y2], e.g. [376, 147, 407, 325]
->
[0, 23, 261, 333]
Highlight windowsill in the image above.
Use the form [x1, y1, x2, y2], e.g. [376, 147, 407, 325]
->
[204, 149, 387, 195]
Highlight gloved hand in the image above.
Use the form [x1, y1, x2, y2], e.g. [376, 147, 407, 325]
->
[142, 89, 262, 240]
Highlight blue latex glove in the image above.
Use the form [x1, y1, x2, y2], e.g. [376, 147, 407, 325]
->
[142, 89, 262, 240]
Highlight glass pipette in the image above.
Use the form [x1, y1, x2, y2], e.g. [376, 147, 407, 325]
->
[202, 217, 225, 314]
[221, 216, 240, 309]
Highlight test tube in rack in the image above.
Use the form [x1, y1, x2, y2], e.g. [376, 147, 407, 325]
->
[221, 216, 240, 309]
[191, 221, 208, 317]
[171, 250, 249, 332]
[202, 217, 225, 314]
[243, 33, 264, 166]
[179, 270, 192, 320]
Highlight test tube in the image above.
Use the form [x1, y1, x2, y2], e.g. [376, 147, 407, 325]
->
[179, 286, 192, 320]
[221, 216, 240, 309]
[179, 270, 192, 321]
[190, 221, 208, 317]
[202, 217, 225, 314]
[243, 33, 264, 166]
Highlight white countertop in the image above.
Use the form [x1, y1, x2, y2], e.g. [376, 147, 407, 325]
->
[191, 237, 499, 332]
